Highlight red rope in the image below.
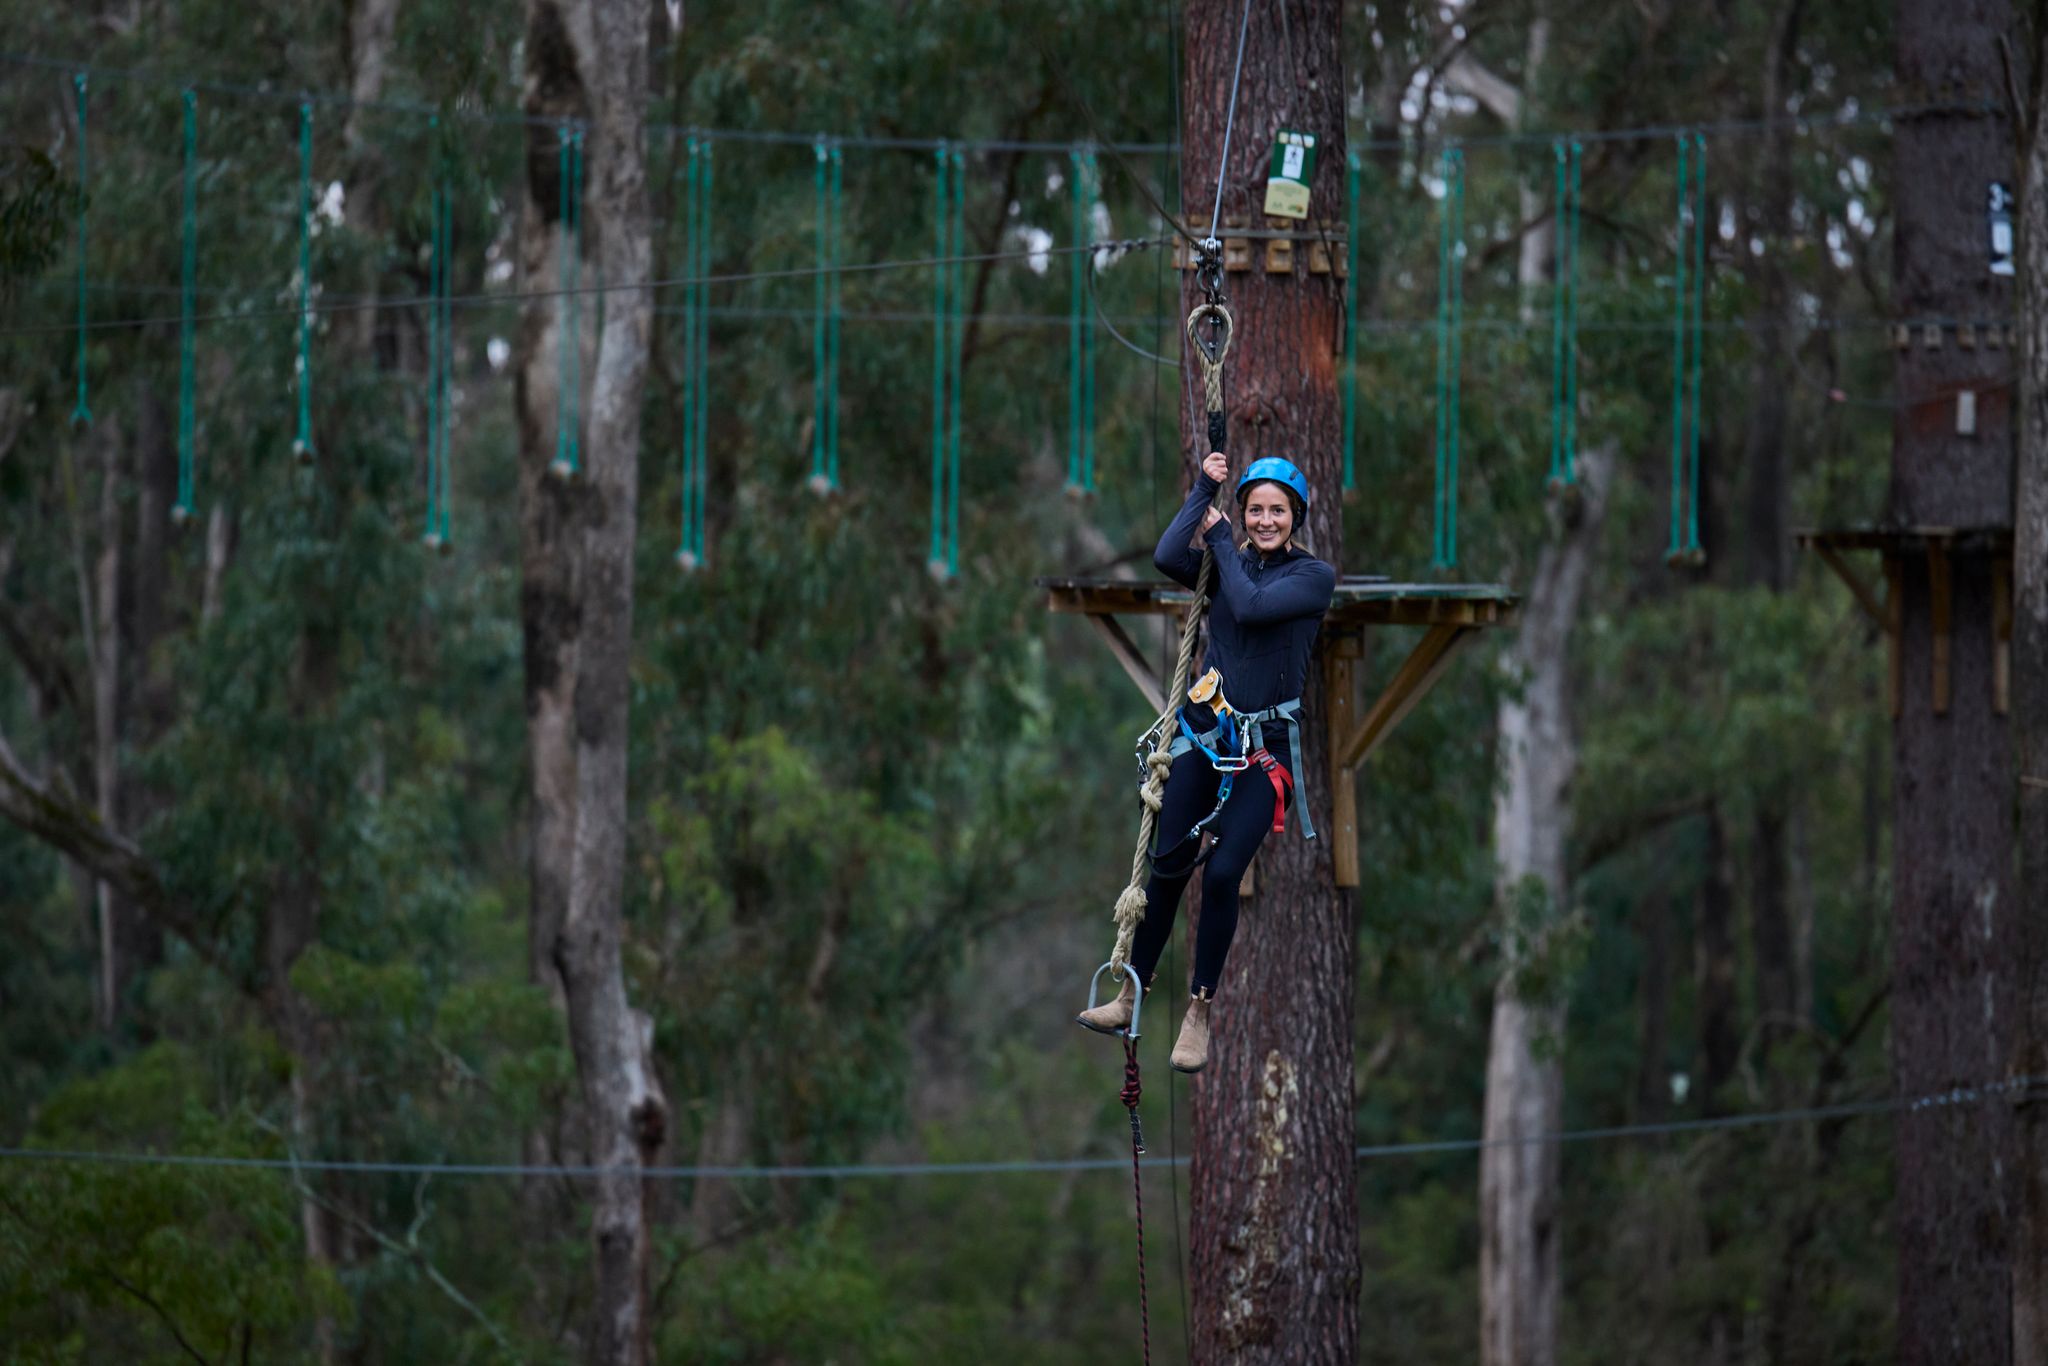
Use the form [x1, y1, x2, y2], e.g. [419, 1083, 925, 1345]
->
[1122, 1035, 1151, 1366]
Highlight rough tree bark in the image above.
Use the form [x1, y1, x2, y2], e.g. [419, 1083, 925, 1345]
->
[1181, 3, 1358, 1360]
[1480, 437, 1611, 1366]
[1890, 0, 2019, 1360]
[2010, 6, 2048, 1356]
[517, 2, 667, 1362]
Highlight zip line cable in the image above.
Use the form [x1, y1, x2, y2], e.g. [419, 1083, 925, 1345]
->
[0, 237, 1171, 341]
[173, 87, 197, 521]
[1, 1072, 2033, 1184]
[1, 49, 1974, 154]
[1207, 0, 1259, 240]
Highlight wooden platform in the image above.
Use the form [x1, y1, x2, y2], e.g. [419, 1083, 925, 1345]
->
[1038, 574, 1520, 888]
[1794, 526, 2015, 717]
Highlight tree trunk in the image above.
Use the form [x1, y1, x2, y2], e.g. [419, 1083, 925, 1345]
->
[1181, 3, 1358, 1360]
[1890, 1, 2019, 1360]
[518, 2, 666, 1362]
[1480, 446, 1611, 1366]
[2009, 12, 2048, 1358]
[1696, 807, 1739, 1116]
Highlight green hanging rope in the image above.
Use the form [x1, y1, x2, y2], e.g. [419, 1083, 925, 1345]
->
[1432, 146, 1464, 570]
[1687, 131, 1707, 557]
[175, 88, 197, 522]
[70, 73, 91, 429]
[424, 152, 444, 549]
[1066, 146, 1084, 494]
[693, 140, 713, 562]
[1081, 150, 1096, 494]
[928, 144, 949, 575]
[676, 137, 700, 569]
[811, 137, 830, 491]
[1343, 149, 1360, 493]
[827, 142, 843, 489]
[1667, 132, 1689, 560]
[1564, 140, 1582, 485]
[1548, 142, 1566, 487]
[947, 145, 965, 576]
[551, 126, 584, 479]
[441, 180, 455, 548]
[292, 100, 315, 463]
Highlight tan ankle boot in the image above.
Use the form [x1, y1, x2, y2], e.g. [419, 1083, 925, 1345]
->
[1169, 991, 1213, 1073]
[1075, 978, 1146, 1034]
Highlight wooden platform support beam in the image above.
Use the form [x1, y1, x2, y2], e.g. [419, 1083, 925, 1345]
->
[1336, 624, 1478, 772]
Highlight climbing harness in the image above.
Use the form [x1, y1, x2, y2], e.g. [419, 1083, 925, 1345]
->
[1157, 666, 1313, 852]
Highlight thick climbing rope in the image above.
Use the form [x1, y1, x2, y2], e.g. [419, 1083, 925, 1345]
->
[928, 144, 951, 575]
[293, 100, 315, 463]
[1342, 150, 1360, 492]
[175, 88, 197, 522]
[1433, 146, 1465, 568]
[70, 73, 91, 429]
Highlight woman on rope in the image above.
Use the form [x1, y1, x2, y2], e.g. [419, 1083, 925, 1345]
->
[1076, 450, 1336, 1072]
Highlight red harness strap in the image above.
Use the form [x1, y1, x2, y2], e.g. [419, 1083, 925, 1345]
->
[1248, 749, 1294, 834]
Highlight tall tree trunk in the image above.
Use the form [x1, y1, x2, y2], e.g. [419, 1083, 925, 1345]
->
[1480, 447, 1611, 1366]
[519, 3, 667, 1361]
[1890, 0, 2019, 1360]
[2009, 10, 2048, 1357]
[1181, 3, 1358, 1360]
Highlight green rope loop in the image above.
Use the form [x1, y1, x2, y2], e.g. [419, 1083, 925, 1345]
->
[1687, 131, 1707, 555]
[70, 73, 91, 429]
[1668, 131, 1688, 558]
[693, 140, 713, 559]
[1564, 140, 1582, 484]
[827, 143, 843, 489]
[293, 100, 315, 462]
[175, 88, 197, 520]
[677, 137, 700, 566]
[928, 143, 948, 572]
[947, 145, 965, 575]
[1548, 141, 1566, 487]
[812, 137, 829, 488]
[1343, 150, 1360, 493]
[1432, 146, 1464, 569]
[425, 134, 443, 546]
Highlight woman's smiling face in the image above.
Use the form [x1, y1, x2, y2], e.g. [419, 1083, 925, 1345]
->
[1242, 482, 1296, 554]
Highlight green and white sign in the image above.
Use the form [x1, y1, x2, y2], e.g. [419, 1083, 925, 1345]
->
[1264, 130, 1318, 219]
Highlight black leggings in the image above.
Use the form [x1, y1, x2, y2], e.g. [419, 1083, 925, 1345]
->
[1125, 723, 1290, 996]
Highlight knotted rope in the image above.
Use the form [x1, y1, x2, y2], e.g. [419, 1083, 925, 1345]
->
[1106, 298, 1232, 978]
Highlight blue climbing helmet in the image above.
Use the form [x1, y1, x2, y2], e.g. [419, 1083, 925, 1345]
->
[1235, 457, 1311, 513]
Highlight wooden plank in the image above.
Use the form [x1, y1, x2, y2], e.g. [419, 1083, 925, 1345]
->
[1082, 613, 1166, 712]
[1324, 635, 1363, 889]
[1994, 553, 2013, 716]
[1885, 554, 1904, 718]
[1928, 538, 1952, 715]
[1814, 542, 1890, 631]
[1338, 624, 1474, 771]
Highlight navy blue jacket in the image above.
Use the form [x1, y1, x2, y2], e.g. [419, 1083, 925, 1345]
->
[1153, 473, 1337, 731]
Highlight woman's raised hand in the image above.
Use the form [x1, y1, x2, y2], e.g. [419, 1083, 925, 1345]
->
[1202, 451, 1229, 484]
